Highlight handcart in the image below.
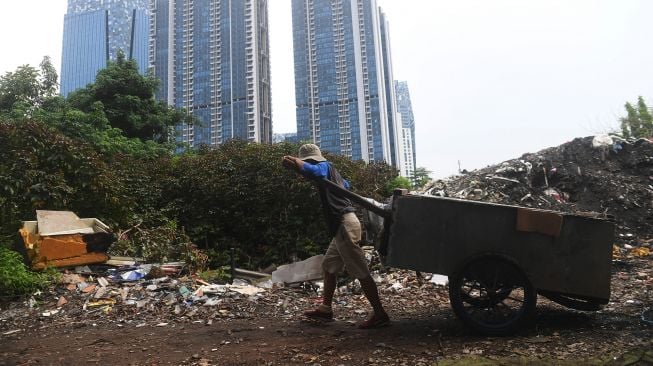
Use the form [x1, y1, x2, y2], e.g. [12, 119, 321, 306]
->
[326, 181, 614, 335]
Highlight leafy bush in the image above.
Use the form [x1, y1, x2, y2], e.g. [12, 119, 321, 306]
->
[0, 120, 397, 271]
[164, 141, 327, 269]
[0, 247, 46, 297]
[163, 141, 396, 269]
[0, 119, 132, 239]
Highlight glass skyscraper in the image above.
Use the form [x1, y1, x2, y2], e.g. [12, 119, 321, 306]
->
[291, 0, 400, 167]
[379, 9, 401, 169]
[150, 0, 272, 147]
[60, 0, 150, 96]
[395, 81, 416, 179]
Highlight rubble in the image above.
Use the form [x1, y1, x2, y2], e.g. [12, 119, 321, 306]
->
[424, 136, 653, 247]
[0, 253, 651, 364]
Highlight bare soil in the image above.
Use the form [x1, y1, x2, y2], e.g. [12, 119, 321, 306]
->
[1, 259, 651, 366]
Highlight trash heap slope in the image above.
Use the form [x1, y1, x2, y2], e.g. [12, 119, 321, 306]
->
[426, 136, 653, 242]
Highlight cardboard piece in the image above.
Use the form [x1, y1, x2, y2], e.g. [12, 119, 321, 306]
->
[515, 208, 563, 237]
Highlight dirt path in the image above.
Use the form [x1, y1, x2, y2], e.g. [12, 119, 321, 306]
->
[2, 297, 651, 365]
[2, 258, 652, 365]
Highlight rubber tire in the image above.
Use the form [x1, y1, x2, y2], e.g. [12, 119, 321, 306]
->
[449, 255, 537, 336]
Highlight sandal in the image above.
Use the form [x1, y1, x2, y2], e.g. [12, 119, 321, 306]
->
[303, 305, 333, 321]
[357, 312, 390, 329]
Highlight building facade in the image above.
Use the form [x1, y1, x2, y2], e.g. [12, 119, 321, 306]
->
[395, 81, 416, 179]
[150, 0, 272, 147]
[379, 9, 401, 170]
[291, 0, 399, 166]
[61, 0, 150, 96]
[272, 132, 299, 143]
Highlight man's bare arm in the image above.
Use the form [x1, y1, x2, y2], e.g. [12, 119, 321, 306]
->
[282, 155, 305, 172]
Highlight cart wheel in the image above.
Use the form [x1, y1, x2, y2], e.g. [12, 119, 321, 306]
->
[449, 256, 536, 336]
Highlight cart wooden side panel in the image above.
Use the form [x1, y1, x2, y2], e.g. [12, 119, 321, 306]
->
[383, 195, 614, 301]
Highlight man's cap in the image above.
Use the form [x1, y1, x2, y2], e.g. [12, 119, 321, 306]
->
[298, 144, 326, 162]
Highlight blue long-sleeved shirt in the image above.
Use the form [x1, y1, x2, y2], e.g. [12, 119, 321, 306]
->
[301, 161, 350, 189]
[300, 161, 355, 235]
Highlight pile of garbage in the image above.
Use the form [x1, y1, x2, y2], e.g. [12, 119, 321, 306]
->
[0, 263, 272, 330]
[425, 135, 653, 248]
[0, 249, 453, 335]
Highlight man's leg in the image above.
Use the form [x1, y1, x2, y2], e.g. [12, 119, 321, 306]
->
[336, 213, 390, 328]
[303, 270, 337, 320]
[357, 275, 389, 328]
[322, 271, 337, 306]
[304, 240, 342, 320]
[359, 275, 385, 315]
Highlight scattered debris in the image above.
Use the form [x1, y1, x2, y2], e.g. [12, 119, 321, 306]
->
[643, 308, 653, 325]
[42, 309, 59, 317]
[429, 274, 449, 286]
[56, 296, 68, 307]
[0, 247, 651, 364]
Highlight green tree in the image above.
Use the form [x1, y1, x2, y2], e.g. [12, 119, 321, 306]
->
[385, 176, 412, 195]
[0, 56, 58, 114]
[68, 51, 190, 143]
[620, 96, 653, 138]
[34, 96, 171, 157]
[411, 167, 432, 189]
[39, 56, 58, 100]
[0, 66, 40, 113]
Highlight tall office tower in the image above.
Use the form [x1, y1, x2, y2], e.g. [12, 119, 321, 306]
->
[395, 81, 416, 179]
[291, 0, 398, 165]
[378, 9, 401, 170]
[61, 0, 150, 96]
[150, 0, 272, 147]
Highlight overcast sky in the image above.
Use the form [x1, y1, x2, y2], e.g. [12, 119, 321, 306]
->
[1, 1, 652, 178]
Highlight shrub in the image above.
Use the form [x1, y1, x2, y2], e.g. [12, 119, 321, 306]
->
[0, 247, 46, 298]
[0, 119, 132, 239]
[0, 119, 398, 271]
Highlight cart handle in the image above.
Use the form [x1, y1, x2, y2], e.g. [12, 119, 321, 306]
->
[319, 178, 391, 218]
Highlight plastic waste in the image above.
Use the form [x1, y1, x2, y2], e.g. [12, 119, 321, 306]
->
[118, 264, 152, 281]
[429, 274, 449, 286]
[592, 134, 613, 148]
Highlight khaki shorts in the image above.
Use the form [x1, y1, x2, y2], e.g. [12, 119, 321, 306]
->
[322, 212, 370, 279]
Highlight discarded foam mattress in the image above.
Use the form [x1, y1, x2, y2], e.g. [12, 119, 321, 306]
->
[272, 255, 324, 284]
[19, 210, 115, 270]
